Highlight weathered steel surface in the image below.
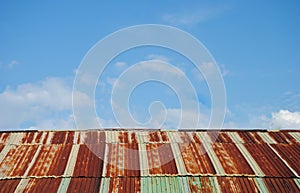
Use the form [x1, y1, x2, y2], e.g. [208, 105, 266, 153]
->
[73, 144, 105, 177]
[212, 143, 254, 175]
[271, 143, 300, 176]
[244, 143, 295, 177]
[0, 130, 299, 192]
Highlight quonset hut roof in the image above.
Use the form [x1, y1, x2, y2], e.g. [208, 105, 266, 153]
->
[0, 129, 299, 192]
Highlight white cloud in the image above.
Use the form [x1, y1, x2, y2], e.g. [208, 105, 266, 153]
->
[270, 110, 300, 129]
[8, 60, 19, 68]
[163, 5, 228, 26]
[115, 62, 127, 68]
[192, 62, 229, 82]
[0, 77, 74, 129]
[146, 54, 171, 62]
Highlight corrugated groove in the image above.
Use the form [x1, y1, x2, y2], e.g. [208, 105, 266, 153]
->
[212, 143, 254, 175]
[0, 179, 20, 193]
[146, 143, 178, 175]
[22, 178, 62, 193]
[66, 178, 101, 193]
[271, 143, 300, 176]
[27, 144, 72, 176]
[238, 132, 264, 144]
[244, 144, 294, 177]
[289, 132, 300, 143]
[0, 145, 38, 178]
[73, 144, 105, 177]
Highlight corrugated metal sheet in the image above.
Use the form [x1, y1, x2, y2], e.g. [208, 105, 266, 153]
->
[0, 129, 299, 192]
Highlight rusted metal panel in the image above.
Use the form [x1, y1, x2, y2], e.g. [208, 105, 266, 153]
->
[0, 145, 38, 177]
[146, 143, 178, 175]
[107, 177, 141, 193]
[21, 178, 62, 193]
[66, 177, 101, 193]
[0, 133, 10, 144]
[217, 177, 259, 193]
[0, 179, 20, 193]
[0, 130, 300, 192]
[149, 131, 169, 143]
[244, 143, 295, 177]
[212, 143, 254, 175]
[238, 132, 264, 144]
[84, 130, 106, 144]
[268, 132, 297, 144]
[26, 144, 72, 177]
[263, 177, 300, 193]
[178, 141, 215, 175]
[271, 143, 300, 176]
[105, 143, 140, 177]
[208, 132, 233, 143]
[73, 144, 105, 177]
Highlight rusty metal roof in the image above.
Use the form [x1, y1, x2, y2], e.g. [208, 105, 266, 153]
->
[0, 129, 299, 192]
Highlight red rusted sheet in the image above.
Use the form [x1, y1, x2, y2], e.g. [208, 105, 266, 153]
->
[108, 177, 141, 193]
[105, 143, 140, 177]
[244, 144, 295, 177]
[27, 144, 72, 176]
[146, 143, 178, 175]
[0, 145, 38, 177]
[23, 178, 62, 193]
[271, 143, 300, 175]
[179, 141, 215, 174]
[217, 177, 259, 193]
[208, 132, 233, 143]
[73, 144, 105, 177]
[212, 143, 254, 174]
[84, 130, 106, 144]
[238, 132, 264, 143]
[0, 179, 20, 193]
[67, 178, 101, 193]
[268, 132, 297, 144]
[51, 131, 74, 144]
[149, 131, 169, 142]
[263, 178, 300, 193]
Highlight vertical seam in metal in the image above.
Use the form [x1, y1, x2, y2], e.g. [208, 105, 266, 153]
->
[63, 144, 80, 177]
[267, 143, 299, 177]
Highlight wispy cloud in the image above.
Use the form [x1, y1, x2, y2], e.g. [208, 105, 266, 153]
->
[0, 77, 74, 129]
[163, 4, 229, 26]
[8, 60, 19, 68]
[146, 54, 171, 62]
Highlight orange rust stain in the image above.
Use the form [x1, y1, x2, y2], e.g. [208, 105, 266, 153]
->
[149, 132, 160, 142]
[146, 143, 177, 175]
[108, 177, 141, 193]
[0, 179, 20, 193]
[161, 131, 168, 142]
[23, 178, 62, 193]
[245, 144, 294, 177]
[179, 142, 215, 174]
[0, 133, 10, 144]
[212, 143, 254, 175]
[0, 145, 38, 177]
[271, 143, 300, 175]
[67, 178, 101, 193]
[239, 132, 264, 144]
[73, 144, 105, 177]
[28, 144, 72, 176]
[42, 132, 49, 144]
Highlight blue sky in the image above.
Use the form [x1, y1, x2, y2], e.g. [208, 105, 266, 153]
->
[1, 0, 300, 129]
